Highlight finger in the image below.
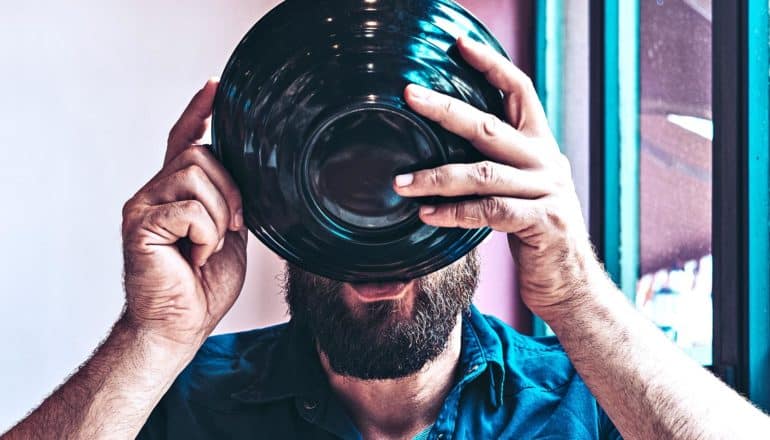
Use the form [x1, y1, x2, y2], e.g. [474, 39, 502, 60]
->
[393, 161, 550, 199]
[157, 145, 243, 231]
[405, 84, 540, 168]
[215, 237, 225, 254]
[417, 197, 536, 234]
[141, 200, 219, 267]
[456, 36, 549, 134]
[165, 78, 219, 164]
[143, 165, 231, 243]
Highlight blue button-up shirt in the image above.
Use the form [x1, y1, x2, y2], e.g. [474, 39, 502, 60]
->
[138, 306, 622, 439]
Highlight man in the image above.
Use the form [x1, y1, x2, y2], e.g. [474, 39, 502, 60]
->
[4, 37, 769, 440]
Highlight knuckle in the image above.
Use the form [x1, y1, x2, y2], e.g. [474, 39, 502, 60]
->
[439, 98, 454, 122]
[524, 206, 542, 227]
[544, 202, 567, 229]
[185, 144, 208, 163]
[489, 66, 508, 89]
[525, 77, 536, 92]
[459, 203, 483, 227]
[442, 98, 453, 114]
[533, 204, 554, 229]
[150, 201, 196, 226]
[474, 161, 497, 185]
[481, 197, 501, 215]
[449, 203, 463, 222]
[121, 198, 138, 219]
[181, 199, 205, 216]
[519, 74, 536, 93]
[482, 197, 508, 224]
[121, 211, 138, 237]
[452, 204, 468, 224]
[143, 206, 165, 229]
[183, 163, 206, 181]
[549, 154, 575, 190]
[429, 168, 444, 187]
[476, 114, 500, 141]
[121, 198, 144, 234]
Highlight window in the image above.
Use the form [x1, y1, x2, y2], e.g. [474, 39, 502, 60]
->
[636, 0, 713, 365]
[569, 0, 770, 408]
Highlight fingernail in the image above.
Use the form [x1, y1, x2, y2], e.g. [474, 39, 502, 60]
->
[395, 173, 414, 187]
[460, 36, 480, 48]
[233, 209, 243, 230]
[408, 84, 430, 100]
[421, 206, 436, 215]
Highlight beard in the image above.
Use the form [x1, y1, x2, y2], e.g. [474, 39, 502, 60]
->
[284, 250, 480, 380]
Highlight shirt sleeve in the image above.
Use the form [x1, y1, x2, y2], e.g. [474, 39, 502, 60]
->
[598, 406, 624, 440]
[135, 401, 167, 440]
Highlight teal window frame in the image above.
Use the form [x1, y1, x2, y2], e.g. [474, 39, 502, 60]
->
[536, 0, 640, 300]
[535, 0, 770, 409]
[533, 0, 639, 338]
[744, 0, 769, 410]
[532, 0, 563, 336]
[712, 0, 770, 410]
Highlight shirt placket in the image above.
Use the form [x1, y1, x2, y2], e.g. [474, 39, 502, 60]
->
[429, 361, 487, 440]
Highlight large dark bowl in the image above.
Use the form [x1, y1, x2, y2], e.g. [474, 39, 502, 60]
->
[212, 0, 508, 282]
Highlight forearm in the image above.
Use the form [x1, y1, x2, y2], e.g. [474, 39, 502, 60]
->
[546, 262, 770, 440]
[3, 317, 196, 440]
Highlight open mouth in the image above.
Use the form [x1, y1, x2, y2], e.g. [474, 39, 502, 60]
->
[348, 280, 411, 302]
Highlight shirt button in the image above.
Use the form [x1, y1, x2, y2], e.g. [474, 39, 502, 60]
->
[437, 434, 444, 439]
[469, 364, 479, 373]
[303, 400, 318, 410]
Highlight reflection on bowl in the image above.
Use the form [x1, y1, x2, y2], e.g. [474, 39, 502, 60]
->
[212, 0, 508, 281]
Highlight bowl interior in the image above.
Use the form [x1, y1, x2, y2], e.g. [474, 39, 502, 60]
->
[302, 105, 442, 234]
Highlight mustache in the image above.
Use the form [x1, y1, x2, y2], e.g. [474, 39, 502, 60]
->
[285, 251, 479, 295]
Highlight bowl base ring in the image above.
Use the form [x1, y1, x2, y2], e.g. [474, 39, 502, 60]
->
[299, 103, 446, 241]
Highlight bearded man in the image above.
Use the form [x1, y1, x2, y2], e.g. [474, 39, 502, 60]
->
[4, 37, 769, 440]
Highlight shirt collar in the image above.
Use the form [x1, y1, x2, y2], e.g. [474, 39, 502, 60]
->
[231, 305, 506, 409]
[231, 319, 328, 404]
[460, 305, 506, 408]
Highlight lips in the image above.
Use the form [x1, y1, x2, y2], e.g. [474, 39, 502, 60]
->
[349, 281, 409, 302]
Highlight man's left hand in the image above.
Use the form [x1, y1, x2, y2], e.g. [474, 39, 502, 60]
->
[394, 36, 598, 322]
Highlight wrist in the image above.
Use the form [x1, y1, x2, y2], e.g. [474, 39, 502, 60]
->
[114, 315, 203, 369]
[534, 249, 617, 326]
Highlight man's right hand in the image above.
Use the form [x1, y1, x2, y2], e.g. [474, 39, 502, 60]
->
[2, 79, 249, 440]
[120, 79, 247, 349]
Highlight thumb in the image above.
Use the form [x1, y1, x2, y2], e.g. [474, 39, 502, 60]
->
[165, 78, 219, 165]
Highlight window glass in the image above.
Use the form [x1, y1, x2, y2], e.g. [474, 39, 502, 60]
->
[636, 0, 713, 365]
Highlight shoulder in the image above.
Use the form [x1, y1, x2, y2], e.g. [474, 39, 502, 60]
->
[464, 311, 621, 438]
[138, 324, 295, 439]
[479, 313, 578, 393]
[196, 322, 289, 361]
[170, 323, 290, 408]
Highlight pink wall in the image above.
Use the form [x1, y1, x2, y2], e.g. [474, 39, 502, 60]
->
[457, 0, 533, 332]
[217, 0, 533, 334]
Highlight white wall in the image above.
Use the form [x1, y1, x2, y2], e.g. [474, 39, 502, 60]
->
[0, 1, 283, 431]
[0, 1, 523, 431]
